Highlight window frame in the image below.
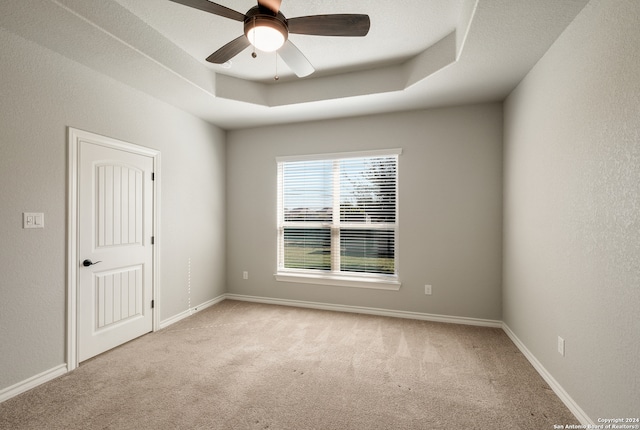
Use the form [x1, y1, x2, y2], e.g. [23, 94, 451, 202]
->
[275, 149, 402, 291]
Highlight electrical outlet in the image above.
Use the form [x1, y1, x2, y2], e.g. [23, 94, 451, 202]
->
[558, 336, 565, 357]
[242, 271, 248, 280]
[425, 285, 432, 295]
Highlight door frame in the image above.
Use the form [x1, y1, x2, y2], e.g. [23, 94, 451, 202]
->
[67, 127, 160, 371]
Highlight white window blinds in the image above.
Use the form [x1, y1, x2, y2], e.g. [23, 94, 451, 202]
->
[277, 150, 400, 280]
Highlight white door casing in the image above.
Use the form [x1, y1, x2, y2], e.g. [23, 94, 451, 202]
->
[68, 128, 160, 369]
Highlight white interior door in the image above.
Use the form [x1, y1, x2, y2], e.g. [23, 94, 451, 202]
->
[77, 140, 155, 362]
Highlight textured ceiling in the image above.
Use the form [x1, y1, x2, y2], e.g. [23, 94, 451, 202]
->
[0, 0, 590, 129]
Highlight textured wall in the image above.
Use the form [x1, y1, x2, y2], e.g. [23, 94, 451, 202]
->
[227, 104, 503, 320]
[0, 29, 226, 391]
[503, 0, 640, 419]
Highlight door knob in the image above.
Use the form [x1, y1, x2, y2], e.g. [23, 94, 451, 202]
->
[82, 259, 102, 267]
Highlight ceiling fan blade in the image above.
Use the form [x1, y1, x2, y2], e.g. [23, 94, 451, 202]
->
[288, 14, 370, 37]
[278, 40, 315, 78]
[169, 0, 245, 22]
[257, 0, 281, 14]
[206, 35, 251, 64]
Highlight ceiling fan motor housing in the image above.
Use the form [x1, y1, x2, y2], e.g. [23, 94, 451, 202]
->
[244, 6, 289, 50]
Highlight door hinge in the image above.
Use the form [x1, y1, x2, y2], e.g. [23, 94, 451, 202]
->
[151, 236, 155, 245]
[151, 172, 155, 181]
[151, 299, 154, 309]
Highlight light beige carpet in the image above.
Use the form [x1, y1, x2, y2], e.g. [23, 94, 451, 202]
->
[0, 300, 578, 429]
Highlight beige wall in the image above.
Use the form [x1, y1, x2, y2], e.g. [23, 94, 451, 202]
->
[226, 104, 503, 320]
[0, 30, 226, 391]
[503, 0, 640, 419]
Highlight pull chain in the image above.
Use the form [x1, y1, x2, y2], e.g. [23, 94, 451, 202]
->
[274, 53, 279, 81]
[251, 17, 257, 58]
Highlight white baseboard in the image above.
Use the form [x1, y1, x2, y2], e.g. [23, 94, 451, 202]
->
[224, 294, 503, 328]
[0, 364, 67, 403]
[501, 323, 593, 426]
[159, 294, 226, 329]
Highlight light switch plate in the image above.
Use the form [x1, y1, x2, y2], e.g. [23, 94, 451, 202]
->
[23, 212, 44, 229]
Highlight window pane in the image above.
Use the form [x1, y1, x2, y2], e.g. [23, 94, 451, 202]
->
[284, 228, 331, 271]
[278, 151, 399, 281]
[340, 229, 395, 274]
[340, 157, 396, 223]
[283, 160, 333, 222]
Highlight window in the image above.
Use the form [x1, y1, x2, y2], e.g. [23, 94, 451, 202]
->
[276, 149, 401, 290]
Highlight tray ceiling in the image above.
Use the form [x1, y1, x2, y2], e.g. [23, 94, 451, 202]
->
[0, 0, 590, 129]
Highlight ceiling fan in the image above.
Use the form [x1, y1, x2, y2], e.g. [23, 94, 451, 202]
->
[169, 0, 370, 78]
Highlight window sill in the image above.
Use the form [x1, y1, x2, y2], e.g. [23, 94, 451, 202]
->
[274, 272, 401, 291]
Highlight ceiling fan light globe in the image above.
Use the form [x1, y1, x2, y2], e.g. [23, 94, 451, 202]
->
[247, 25, 286, 52]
